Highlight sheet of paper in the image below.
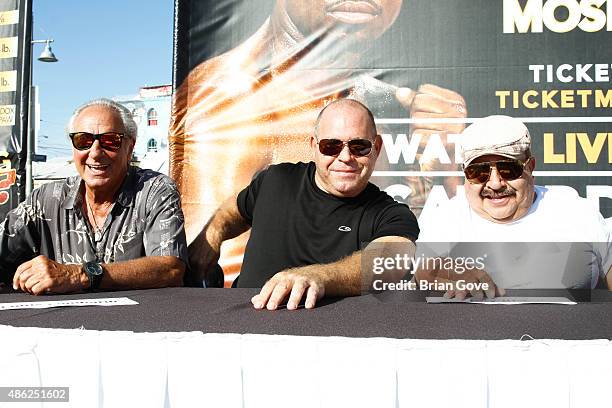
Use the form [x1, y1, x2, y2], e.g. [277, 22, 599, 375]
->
[425, 296, 576, 305]
[0, 297, 138, 310]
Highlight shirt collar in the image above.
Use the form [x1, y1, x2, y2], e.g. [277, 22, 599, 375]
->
[111, 166, 137, 208]
[61, 176, 82, 210]
[61, 167, 137, 210]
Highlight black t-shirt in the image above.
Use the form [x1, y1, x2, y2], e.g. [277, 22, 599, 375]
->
[236, 162, 419, 288]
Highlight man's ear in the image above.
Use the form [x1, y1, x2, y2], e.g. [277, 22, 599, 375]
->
[309, 136, 316, 149]
[526, 156, 536, 173]
[127, 138, 136, 164]
[374, 134, 383, 156]
[310, 136, 318, 158]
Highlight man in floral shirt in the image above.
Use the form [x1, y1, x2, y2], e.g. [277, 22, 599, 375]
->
[0, 99, 188, 295]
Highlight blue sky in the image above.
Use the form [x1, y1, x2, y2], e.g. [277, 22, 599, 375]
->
[32, 0, 173, 157]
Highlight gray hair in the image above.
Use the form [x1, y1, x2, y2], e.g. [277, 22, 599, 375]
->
[66, 98, 138, 141]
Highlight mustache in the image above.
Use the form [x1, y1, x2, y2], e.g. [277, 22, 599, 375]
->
[481, 186, 516, 199]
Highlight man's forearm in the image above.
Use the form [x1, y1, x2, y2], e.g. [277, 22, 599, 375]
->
[100, 256, 185, 290]
[253, 237, 416, 310]
[201, 196, 250, 248]
[298, 237, 415, 297]
[287, 252, 362, 297]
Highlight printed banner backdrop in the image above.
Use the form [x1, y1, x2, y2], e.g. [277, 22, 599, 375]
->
[170, 0, 612, 282]
[0, 0, 29, 221]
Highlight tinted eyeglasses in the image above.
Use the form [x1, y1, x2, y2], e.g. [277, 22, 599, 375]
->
[69, 132, 125, 152]
[463, 158, 531, 184]
[316, 138, 373, 157]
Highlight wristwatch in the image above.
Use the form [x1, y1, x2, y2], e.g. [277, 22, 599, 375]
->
[83, 261, 104, 290]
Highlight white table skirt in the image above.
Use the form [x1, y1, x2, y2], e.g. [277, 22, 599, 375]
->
[0, 325, 610, 408]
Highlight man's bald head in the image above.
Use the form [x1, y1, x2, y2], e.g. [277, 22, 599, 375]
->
[314, 99, 377, 139]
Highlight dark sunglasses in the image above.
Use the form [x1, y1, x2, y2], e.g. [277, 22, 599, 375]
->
[316, 138, 373, 157]
[69, 132, 125, 152]
[463, 158, 531, 184]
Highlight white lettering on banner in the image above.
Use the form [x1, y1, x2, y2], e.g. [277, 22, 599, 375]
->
[381, 133, 461, 164]
[381, 133, 418, 164]
[530, 64, 612, 83]
[421, 134, 451, 164]
[503, 0, 612, 33]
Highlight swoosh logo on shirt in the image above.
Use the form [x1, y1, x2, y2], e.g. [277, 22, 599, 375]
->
[338, 226, 352, 232]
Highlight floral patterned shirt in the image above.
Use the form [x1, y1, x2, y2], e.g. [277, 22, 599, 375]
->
[0, 167, 188, 280]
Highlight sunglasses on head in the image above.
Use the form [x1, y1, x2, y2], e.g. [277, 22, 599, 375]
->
[69, 132, 125, 152]
[463, 158, 531, 184]
[316, 138, 373, 157]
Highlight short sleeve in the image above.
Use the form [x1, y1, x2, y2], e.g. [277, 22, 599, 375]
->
[371, 203, 420, 242]
[143, 176, 188, 262]
[0, 189, 42, 279]
[236, 169, 268, 225]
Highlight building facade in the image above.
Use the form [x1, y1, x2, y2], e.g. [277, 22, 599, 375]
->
[114, 85, 171, 174]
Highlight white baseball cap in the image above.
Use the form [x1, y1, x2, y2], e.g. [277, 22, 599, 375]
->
[461, 115, 531, 166]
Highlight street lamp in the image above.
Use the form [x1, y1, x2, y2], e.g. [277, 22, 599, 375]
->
[33, 39, 58, 63]
[25, 39, 58, 194]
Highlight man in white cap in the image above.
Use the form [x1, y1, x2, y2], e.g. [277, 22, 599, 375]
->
[418, 115, 611, 293]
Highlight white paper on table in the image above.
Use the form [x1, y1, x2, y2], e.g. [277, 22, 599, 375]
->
[0, 297, 138, 311]
[397, 339, 488, 408]
[167, 332, 243, 408]
[426, 296, 576, 305]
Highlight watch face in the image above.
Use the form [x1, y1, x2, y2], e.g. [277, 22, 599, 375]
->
[84, 262, 104, 290]
[85, 262, 103, 276]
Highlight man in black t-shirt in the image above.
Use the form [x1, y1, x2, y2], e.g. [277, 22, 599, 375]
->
[189, 99, 419, 309]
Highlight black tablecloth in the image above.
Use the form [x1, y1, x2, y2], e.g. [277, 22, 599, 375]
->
[1, 288, 611, 339]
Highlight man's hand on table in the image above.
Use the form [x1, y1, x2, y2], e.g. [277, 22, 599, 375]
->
[251, 267, 328, 310]
[12, 255, 87, 295]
